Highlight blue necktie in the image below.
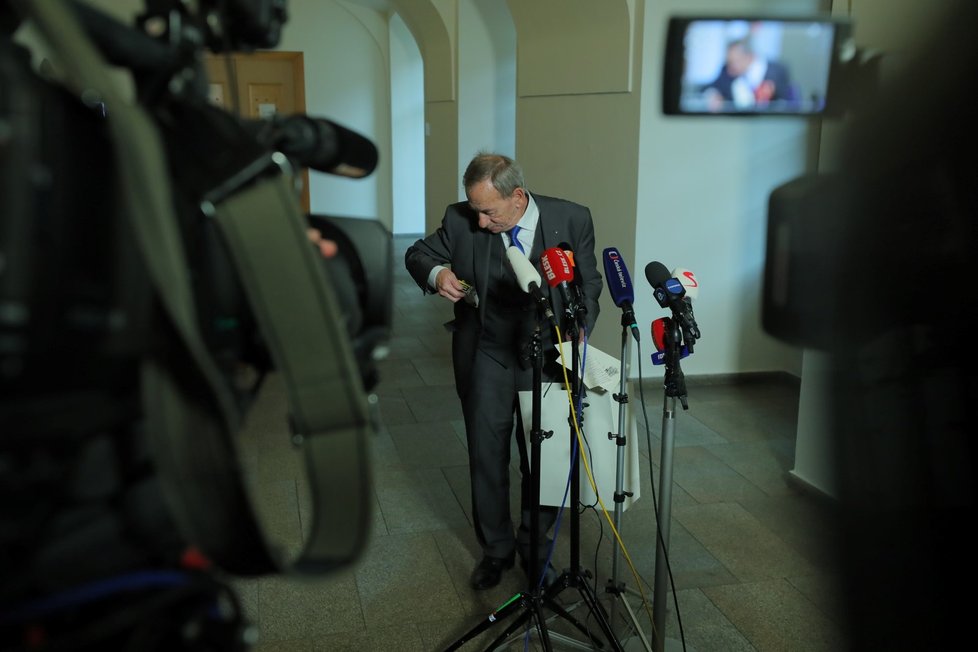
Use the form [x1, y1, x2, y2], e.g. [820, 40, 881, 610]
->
[508, 225, 524, 254]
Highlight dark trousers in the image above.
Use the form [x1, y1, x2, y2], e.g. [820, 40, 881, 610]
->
[462, 344, 559, 562]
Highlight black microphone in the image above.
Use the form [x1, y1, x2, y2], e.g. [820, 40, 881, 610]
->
[602, 247, 640, 341]
[506, 247, 557, 328]
[243, 114, 379, 178]
[541, 247, 576, 307]
[557, 242, 588, 322]
[645, 261, 701, 352]
[541, 246, 587, 334]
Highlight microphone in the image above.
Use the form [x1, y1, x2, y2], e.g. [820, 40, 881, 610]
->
[670, 267, 700, 350]
[645, 261, 701, 351]
[650, 317, 691, 365]
[557, 241, 578, 273]
[243, 114, 379, 178]
[670, 267, 700, 300]
[541, 247, 586, 329]
[645, 261, 686, 307]
[541, 247, 575, 304]
[506, 247, 557, 327]
[558, 242, 590, 319]
[651, 346, 690, 365]
[651, 317, 669, 352]
[602, 247, 640, 341]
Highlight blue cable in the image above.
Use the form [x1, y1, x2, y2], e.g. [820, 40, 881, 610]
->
[522, 326, 590, 650]
[0, 570, 194, 624]
[534, 327, 588, 589]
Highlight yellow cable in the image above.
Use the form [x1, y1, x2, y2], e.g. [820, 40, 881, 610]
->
[552, 327, 657, 638]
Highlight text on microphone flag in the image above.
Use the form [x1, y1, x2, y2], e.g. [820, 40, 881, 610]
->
[664, 278, 685, 296]
[606, 250, 627, 289]
[541, 256, 557, 283]
[541, 248, 572, 282]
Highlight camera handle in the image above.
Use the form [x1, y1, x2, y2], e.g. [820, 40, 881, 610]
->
[202, 159, 376, 572]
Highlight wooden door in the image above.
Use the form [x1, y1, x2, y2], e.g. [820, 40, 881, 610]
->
[203, 52, 310, 213]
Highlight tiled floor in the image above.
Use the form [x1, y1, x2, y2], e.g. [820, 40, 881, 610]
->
[232, 235, 847, 651]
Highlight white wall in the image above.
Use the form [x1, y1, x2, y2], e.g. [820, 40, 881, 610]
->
[634, 0, 826, 378]
[389, 13, 425, 235]
[279, 0, 391, 222]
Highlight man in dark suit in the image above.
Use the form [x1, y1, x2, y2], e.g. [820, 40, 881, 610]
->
[703, 36, 796, 111]
[404, 152, 601, 590]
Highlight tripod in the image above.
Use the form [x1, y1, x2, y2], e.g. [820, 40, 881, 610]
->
[604, 315, 652, 652]
[540, 314, 624, 652]
[444, 313, 614, 651]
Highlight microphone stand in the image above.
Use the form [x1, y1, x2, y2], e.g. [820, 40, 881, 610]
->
[541, 306, 624, 652]
[444, 310, 605, 652]
[651, 317, 689, 652]
[605, 314, 652, 651]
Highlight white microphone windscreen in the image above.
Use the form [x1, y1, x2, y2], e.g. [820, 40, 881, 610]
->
[506, 246, 542, 293]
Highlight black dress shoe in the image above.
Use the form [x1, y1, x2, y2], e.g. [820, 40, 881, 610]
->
[520, 558, 558, 589]
[470, 554, 515, 590]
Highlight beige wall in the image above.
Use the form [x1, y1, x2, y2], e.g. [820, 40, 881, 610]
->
[508, 0, 642, 356]
[456, 0, 517, 194]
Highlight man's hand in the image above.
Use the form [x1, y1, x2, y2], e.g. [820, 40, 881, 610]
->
[435, 268, 466, 302]
[307, 228, 338, 258]
[755, 80, 776, 104]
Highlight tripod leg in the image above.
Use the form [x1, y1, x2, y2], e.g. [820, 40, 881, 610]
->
[484, 599, 553, 652]
[540, 595, 608, 648]
[572, 582, 625, 652]
[442, 593, 528, 652]
[616, 592, 653, 652]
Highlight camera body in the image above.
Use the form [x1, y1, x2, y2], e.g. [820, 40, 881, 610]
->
[1, 1, 389, 646]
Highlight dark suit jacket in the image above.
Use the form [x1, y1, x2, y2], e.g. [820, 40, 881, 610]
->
[404, 193, 602, 398]
[705, 59, 796, 104]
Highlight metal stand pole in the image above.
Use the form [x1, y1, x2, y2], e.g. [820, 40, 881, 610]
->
[651, 318, 688, 652]
[605, 319, 652, 652]
[533, 315, 623, 651]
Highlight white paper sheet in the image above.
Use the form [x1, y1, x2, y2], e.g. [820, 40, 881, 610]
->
[518, 382, 641, 510]
[552, 343, 622, 392]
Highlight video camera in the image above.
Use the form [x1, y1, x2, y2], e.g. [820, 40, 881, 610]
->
[661, 14, 882, 349]
[664, 11, 978, 651]
[1, 0, 389, 648]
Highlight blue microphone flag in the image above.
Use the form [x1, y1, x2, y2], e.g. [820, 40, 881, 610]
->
[602, 247, 635, 307]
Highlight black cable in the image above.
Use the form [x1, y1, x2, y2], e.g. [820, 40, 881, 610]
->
[576, 504, 603, 648]
[585, 503, 604, 599]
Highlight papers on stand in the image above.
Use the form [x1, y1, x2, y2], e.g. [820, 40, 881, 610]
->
[553, 343, 621, 392]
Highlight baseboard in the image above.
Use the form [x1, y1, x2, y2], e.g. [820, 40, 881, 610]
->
[637, 370, 800, 389]
[687, 370, 800, 387]
[786, 469, 840, 506]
